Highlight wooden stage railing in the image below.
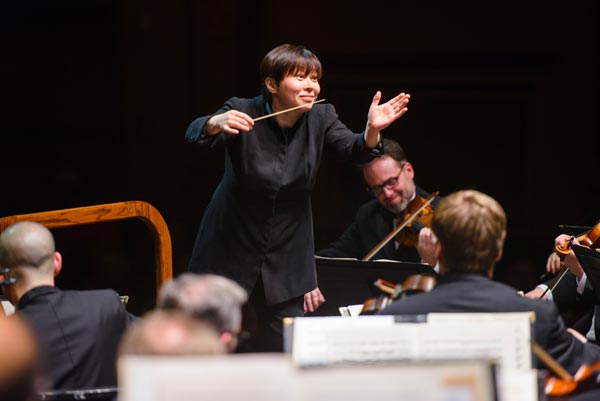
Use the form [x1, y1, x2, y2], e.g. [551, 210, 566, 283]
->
[0, 200, 173, 291]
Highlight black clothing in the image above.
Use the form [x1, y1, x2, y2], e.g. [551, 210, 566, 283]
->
[16, 286, 135, 390]
[185, 96, 380, 304]
[378, 273, 600, 375]
[318, 186, 439, 262]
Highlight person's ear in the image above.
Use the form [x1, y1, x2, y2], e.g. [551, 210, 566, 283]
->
[220, 331, 237, 352]
[53, 252, 62, 277]
[264, 77, 278, 94]
[435, 242, 447, 274]
[404, 162, 415, 180]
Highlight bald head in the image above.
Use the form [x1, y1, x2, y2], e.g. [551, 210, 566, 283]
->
[0, 222, 55, 274]
[0, 222, 61, 303]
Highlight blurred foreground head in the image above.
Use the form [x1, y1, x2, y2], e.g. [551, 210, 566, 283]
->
[0, 315, 39, 401]
[157, 273, 248, 352]
[119, 310, 225, 356]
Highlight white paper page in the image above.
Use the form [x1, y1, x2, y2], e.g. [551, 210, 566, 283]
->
[119, 355, 497, 401]
[423, 313, 532, 370]
[292, 316, 421, 366]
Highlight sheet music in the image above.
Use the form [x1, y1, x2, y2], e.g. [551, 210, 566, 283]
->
[422, 313, 532, 370]
[292, 316, 421, 366]
[120, 355, 497, 401]
[338, 304, 363, 318]
[292, 313, 532, 370]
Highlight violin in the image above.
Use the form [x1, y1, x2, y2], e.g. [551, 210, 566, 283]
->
[555, 220, 600, 257]
[362, 192, 439, 261]
[394, 195, 436, 249]
[545, 362, 600, 399]
[539, 220, 600, 299]
[360, 274, 437, 315]
[532, 341, 600, 399]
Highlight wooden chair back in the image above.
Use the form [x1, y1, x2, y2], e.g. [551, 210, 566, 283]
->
[0, 200, 172, 291]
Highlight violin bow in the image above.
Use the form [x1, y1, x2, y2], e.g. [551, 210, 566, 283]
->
[531, 340, 573, 381]
[362, 192, 439, 261]
[539, 265, 569, 300]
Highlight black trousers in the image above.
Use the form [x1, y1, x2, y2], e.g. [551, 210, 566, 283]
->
[247, 276, 304, 352]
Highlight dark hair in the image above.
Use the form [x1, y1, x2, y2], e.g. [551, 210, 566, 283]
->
[260, 44, 322, 102]
[382, 138, 408, 163]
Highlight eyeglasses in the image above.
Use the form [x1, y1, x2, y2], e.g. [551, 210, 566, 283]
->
[367, 164, 406, 196]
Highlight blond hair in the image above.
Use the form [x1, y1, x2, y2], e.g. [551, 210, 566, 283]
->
[432, 190, 506, 274]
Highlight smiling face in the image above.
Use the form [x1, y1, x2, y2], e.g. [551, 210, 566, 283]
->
[364, 155, 416, 215]
[260, 44, 322, 105]
[267, 69, 321, 112]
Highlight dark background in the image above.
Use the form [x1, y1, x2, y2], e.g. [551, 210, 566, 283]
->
[1, 0, 598, 315]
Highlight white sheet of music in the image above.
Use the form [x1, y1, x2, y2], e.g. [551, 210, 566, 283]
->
[423, 313, 533, 370]
[119, 354, 497, 401]
[292, 316, 422, 365]
[291, 313, 532, 370]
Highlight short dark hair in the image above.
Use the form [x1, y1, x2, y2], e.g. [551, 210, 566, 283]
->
[260, 44, 322, 102]
[382, 138, 408, 163]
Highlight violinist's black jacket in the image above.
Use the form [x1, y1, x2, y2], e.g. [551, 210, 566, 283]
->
[378, 272, 600, 375]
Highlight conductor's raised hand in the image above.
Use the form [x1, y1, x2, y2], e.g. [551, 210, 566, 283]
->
[205, 110, 254, 135]
[367, 91, 410, 131]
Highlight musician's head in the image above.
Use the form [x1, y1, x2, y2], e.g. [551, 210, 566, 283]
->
[119, 310, 225, 356]
[431, 190, 506, 276]
[0, 314, 39, 401]
[157, 273, 248, 352]
[260, 44, 322, 111]
[364, 139, 416, 214]
[0, 222, 62, 304]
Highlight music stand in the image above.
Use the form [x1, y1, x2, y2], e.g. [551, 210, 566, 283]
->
[310, 256, 436, 316]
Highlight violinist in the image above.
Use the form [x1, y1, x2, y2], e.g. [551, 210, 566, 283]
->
[526, 231, 600, 344]
[318, 138, 440, 266]
[377, 190, 600, 376]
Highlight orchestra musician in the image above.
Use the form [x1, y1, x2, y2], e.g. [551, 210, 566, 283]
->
[318, 138, 439, 266]
[377, 190, 600, 375]
[184, 44, 411, 351]
[0, 221, 135, 391]
[526, 232, 600, 344]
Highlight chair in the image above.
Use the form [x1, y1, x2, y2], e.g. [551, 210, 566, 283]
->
[0, 200, 172, 291]
[38, 386, 118, 401]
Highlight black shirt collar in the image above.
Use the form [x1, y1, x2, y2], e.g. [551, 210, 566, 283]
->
[16, 285, 59, 310]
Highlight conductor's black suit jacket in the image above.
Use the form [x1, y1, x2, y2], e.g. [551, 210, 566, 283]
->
[185, 96, 380, 304]
[378, 273, 600, 375]
[16, 286, 135, 390]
